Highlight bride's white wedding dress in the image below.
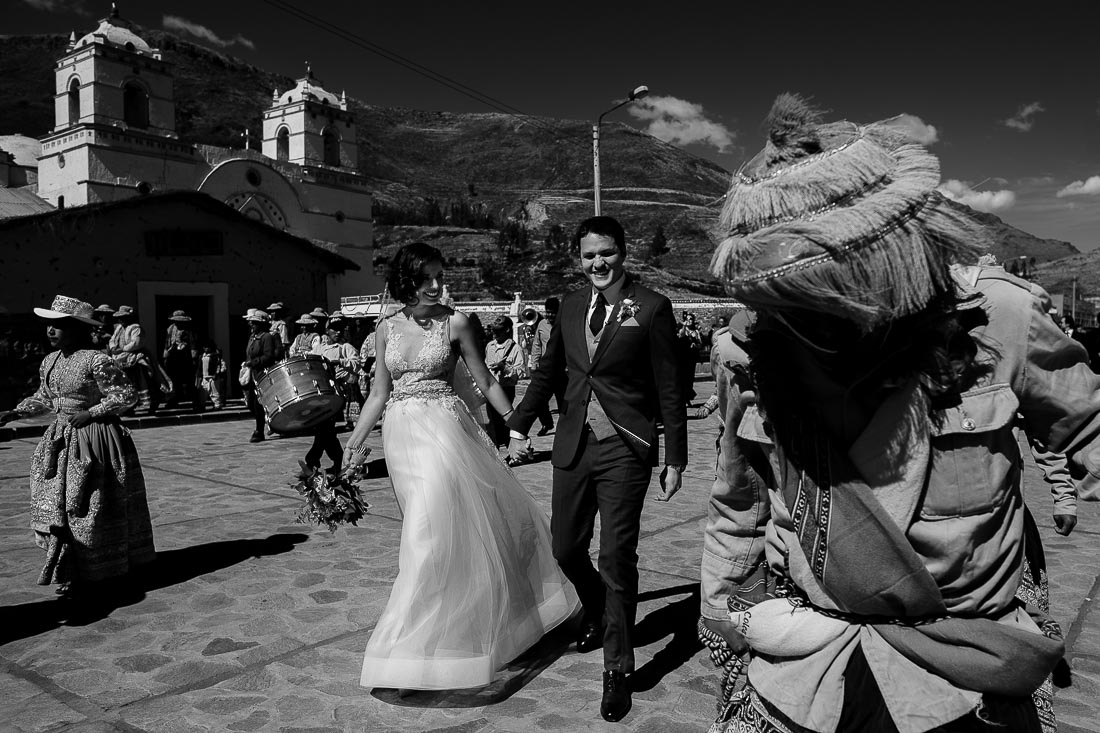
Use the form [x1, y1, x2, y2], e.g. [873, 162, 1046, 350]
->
[360, 312, 579, 690]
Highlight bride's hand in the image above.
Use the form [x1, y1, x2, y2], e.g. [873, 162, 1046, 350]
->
[343, 442, 372, 471]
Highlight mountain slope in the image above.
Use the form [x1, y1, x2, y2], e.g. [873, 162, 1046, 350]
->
[0, 31, 1080, 299]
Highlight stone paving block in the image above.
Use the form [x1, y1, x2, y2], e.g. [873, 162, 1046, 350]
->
[2, 399, 1100, 732]
[0, 690, 87, 732]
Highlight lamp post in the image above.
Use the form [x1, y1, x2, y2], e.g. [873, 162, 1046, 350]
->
[593, 85, 648, 215]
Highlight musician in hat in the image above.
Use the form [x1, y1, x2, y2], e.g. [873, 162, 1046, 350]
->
[289, 313, 321, 357]
[242, 309, 278, 443]
[706, 93, 1100, 733]
[90, 304, 115, 350]
[267, 302, 290, 356]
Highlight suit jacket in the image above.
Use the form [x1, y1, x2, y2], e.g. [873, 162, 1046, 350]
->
[509, 277, 687, 468]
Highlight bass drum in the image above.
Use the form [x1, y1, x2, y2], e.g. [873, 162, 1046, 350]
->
[255, 355, 344, 433]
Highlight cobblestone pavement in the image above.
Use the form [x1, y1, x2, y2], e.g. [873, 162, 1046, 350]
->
[1, 378, 1099, 732]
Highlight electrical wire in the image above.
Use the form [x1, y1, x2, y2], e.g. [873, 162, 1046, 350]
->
[258, 0, 588, 154]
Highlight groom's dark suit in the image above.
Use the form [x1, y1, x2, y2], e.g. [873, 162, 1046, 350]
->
[508, 275, 687, 673]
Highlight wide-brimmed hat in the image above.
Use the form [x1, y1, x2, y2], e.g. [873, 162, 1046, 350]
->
[244, 309, 270, 323]
[114, 305, 136, 318]
[295, 314, 318, 326]
[168, 310, 191, 322]
[267, 301, 285, 312]
[94, 303, 114, 314]
[308, 307, 328, 319]
[34, 295, 100, 326]
[710, 94, 983, 332]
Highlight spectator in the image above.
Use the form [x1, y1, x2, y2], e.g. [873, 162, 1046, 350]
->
[484, 315, 524, 447]
[162, 310, 198, 411]
[198, 339, 226, 410]
[267, 302, 290, 358]
[108, 305, 157, 415]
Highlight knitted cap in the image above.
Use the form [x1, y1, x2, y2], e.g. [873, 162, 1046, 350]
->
[711, 94, 985, 331]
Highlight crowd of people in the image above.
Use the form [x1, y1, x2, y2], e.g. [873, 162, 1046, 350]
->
[4, 93, 1100, 733]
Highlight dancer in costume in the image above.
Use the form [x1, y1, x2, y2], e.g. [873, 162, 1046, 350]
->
[0, 295, 155, 595]
[706, 94, 1098, 733]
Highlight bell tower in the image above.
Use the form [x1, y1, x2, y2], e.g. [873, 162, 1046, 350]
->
[37, 4, 195, 207]
[262, 63, 358, 169]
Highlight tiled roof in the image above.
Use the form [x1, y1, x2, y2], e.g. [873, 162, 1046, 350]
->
[0, 187, 54, 220]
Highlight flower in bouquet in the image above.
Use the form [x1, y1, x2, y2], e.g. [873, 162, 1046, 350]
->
[292, 461, 370, 532]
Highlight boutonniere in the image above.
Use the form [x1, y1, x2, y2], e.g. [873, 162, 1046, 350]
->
[619, 298, 640, 321]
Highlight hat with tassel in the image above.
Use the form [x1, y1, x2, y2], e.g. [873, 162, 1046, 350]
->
[710, 93, 985, 332]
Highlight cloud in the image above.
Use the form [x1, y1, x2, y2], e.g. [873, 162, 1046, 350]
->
[21, 0, 90, 13]
[938, 179, 1017, 212]
[887, 113, 939, 145]
[627, 95, 734, 152]
[1003, 102, 1045, 132]
[1057, 176, 1100, 197]
[163, 15, 255, 50]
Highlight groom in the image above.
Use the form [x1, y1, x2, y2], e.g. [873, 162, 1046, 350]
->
[507, 215, 687, 722]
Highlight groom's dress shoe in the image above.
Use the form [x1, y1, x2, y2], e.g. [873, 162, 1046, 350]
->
[576, 621, 604, 653]
[600, 670, 631, 722]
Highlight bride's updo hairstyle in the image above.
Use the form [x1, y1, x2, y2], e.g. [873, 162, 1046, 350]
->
[388, 242, 445, 304]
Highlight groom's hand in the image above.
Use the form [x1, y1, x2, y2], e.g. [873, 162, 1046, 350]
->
[506, 435, 529, 465]
[656, 465, 682, 501]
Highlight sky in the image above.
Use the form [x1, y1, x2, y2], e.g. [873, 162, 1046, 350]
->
[8, 0, 1100, 250]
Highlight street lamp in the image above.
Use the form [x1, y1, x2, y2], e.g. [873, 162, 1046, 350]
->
[593, 85, 649, 215]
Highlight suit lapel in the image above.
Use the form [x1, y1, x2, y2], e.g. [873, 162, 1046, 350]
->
[570, 291, 590, 363]
[590, 278, 635, 368]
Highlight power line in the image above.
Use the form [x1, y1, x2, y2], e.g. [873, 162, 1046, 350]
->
[258, 0, 588, 154]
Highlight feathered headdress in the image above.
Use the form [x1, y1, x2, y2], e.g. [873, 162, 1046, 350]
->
[711, 94, 986, 331]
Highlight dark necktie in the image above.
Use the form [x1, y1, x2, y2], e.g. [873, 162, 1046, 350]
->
[589, 293, 607, 336]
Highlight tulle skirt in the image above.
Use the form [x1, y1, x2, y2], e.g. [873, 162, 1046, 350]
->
[360, 395, 579, 690]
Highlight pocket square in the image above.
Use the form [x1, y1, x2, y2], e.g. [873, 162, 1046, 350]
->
[621, 317, 641, 327]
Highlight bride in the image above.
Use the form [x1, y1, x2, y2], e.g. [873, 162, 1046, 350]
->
[344, 242, 579, 691]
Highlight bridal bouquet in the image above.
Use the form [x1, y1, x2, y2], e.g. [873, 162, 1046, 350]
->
[292, 461, 370, 532]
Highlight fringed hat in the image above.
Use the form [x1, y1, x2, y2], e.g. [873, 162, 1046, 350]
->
[710, 94, 985, 332]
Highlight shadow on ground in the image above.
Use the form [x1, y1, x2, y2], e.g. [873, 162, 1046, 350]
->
[371, 616, 577, 708]
[631, 582, 703, 692]
[0, 533, 308, 645]
[369, 582, 702, 706]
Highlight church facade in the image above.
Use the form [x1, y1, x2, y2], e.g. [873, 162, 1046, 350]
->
[29, 8, 379, 297]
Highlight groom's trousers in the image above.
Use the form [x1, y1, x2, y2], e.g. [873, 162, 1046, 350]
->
[551, 426, 652, 673]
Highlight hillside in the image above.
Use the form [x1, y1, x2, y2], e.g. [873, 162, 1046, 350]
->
[0, 30, 1080, 299]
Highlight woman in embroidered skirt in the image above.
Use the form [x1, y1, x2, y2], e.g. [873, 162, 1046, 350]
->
[343, 243, 578, 692]
[0, 296, 155, 594]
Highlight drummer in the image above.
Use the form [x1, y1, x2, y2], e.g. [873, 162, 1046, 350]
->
[303, 324, 357, 473]
[243, 309, 279, 444]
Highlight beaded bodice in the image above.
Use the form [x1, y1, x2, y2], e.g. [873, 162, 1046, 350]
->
[385, 313, 457, 403]
[16, 350, 136, 418]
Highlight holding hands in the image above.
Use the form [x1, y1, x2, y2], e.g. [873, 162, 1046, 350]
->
[655, 465, 683, 502]
[506, 435, 534, 466]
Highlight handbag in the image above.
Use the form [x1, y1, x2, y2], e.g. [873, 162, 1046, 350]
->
[238, 362, 252, 387]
